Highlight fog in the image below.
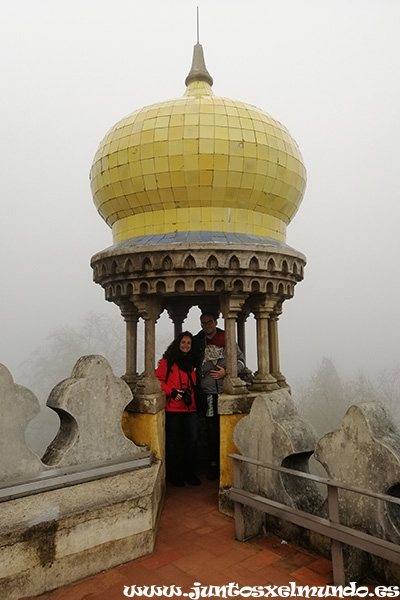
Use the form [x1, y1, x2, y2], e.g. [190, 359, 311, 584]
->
[1, 0, 399, 400]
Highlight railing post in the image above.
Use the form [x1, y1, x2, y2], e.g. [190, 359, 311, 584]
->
[232, 456, 245, 542]
[327, 483, 345, 586]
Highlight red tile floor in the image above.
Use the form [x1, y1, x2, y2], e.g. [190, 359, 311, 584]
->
[23, 475, 344, 600]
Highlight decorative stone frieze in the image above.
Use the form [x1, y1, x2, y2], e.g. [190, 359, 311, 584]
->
[91, 242, 305, 305]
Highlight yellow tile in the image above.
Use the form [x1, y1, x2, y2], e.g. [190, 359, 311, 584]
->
[199, 170, 213, 186]
[185, 170, 200, 187]
[214, 155, 229, 170]
[141, 129, 155, 144]
[159, 188, 174, 202]
[169, 155, 184, 170]
[156, 115, 170, 127]
[241, 173, 256, 189]
[199, 154, 214, 169]
[228, 128, 242, 141]
[156, 172, 171, 188]
[154, 156, 169, 172]
[153, 141, 168, 157]
[227, 172, 242, 187]
[170, 171, 185, 187]
[199, 186, 212, 203]
[184, 139, 198, 154]
[168, 139, 183, 155]
[184, 125, 199, 139]
[169, 126, 184, 140]
[187, 185, 200, 200]
[213, 171, 228, 187]
[109, 166, 120, 184]
[183, 155, 198, 170]
[142, 117, 156, 131]
[199, 138, 214, 153]
[170, 114, 184, 127]
[229, 156, 243, 171]
[143, 173, 157, 190]
[242, 129, 256, 143]
[199, 125, 214, 138]
[214, 139, 229, 154]
[200, 113, 214, 125]
[141, 158, 155, 175]
[173, 187, 188, 203]
[154, 127, 169, 141]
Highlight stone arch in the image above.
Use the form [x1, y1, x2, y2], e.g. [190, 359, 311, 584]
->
[111, 260, 118, 275]
[183, 254, 196, 269]
[142, 257, 152, 271]
[140, 282, 149, 294]
[266, 281, 274, 294]
[282, 259, 288, 274]
[175, 280, 185, 293]
[106, 285, 113, 299]
[116, 284, 122, 297]
[293, 261, 298, 276]
[162, 255, 172, 270]
[194, 279, 205, 293]
[125, 258, 133, 273]
[286, 283, 292, 295]
[126, 283, 133, 296]
[214, 279, 225, 292]
[156, 281, 166, 294]
[251, 280, 260, 292]
[278, 283, 284, 295]
[249, 256, 259, 270]
[267, 257, 275, 272]
[207, 254, 219, 269]
[233, 279, 243, 292]
[229, 255, 240, 269]
[101, 264, 107, 277]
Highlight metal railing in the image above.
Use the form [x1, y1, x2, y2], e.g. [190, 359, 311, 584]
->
[0, 451, 153, 502]
[229, 453, 400, 585]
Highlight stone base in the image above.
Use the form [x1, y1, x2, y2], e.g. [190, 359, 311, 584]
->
[0, 462, 164, 600]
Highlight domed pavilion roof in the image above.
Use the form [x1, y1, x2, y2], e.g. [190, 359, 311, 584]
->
[90, 44, 306, 246]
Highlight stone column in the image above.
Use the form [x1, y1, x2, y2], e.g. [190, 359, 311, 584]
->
[236, 310, 248, 360]
[120, 301, 139, 390]
[165, 300, 191, 338]
[122, 296, 165, 463]
[269, 303, 289, 389]
[250, 296, 279, 392]
[220, 293, 249, 397]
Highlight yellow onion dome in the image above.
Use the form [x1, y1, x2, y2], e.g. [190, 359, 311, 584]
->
[90, 44, 306, 245]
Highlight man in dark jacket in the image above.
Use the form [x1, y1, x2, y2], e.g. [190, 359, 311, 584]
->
[193, 312, 245, 480]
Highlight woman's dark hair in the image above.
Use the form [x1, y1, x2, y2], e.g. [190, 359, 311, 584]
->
[163, 331, 194, 372]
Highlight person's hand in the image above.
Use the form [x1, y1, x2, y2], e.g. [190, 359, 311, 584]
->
[210, 365, 226, 380]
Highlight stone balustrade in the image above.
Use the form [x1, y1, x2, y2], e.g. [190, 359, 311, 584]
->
[0, 357, 163, 600]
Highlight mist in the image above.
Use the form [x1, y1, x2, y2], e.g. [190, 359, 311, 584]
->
[1, 0, 399, 413]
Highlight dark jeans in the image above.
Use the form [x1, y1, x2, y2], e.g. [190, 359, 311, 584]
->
[165, 411, 198, 480]
[206, 394, 220, 466]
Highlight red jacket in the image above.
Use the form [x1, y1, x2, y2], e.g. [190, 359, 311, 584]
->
[155, 358, 197, 412]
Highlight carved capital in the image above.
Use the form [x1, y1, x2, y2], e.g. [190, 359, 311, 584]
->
[133, 296, 163, 321]
[220, 293, 248, 319]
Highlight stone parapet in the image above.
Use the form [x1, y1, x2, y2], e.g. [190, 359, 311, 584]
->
[0, 462, 163, 600]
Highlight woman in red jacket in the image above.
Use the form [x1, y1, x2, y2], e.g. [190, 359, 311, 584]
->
[155, 331, 200, 487]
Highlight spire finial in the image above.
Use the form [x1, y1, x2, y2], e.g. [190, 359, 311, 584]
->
[185, 9, 213, 88]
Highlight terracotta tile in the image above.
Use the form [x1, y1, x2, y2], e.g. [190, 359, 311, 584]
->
[307, 556, 333, 575]
[240, 548, 282, 571]
[140, 549, 183, 570]
[291, 565, 331, 585]
[173, 548, 218, 572]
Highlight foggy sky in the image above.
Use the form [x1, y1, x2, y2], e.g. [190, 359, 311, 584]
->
[1, 0, 399, 391]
